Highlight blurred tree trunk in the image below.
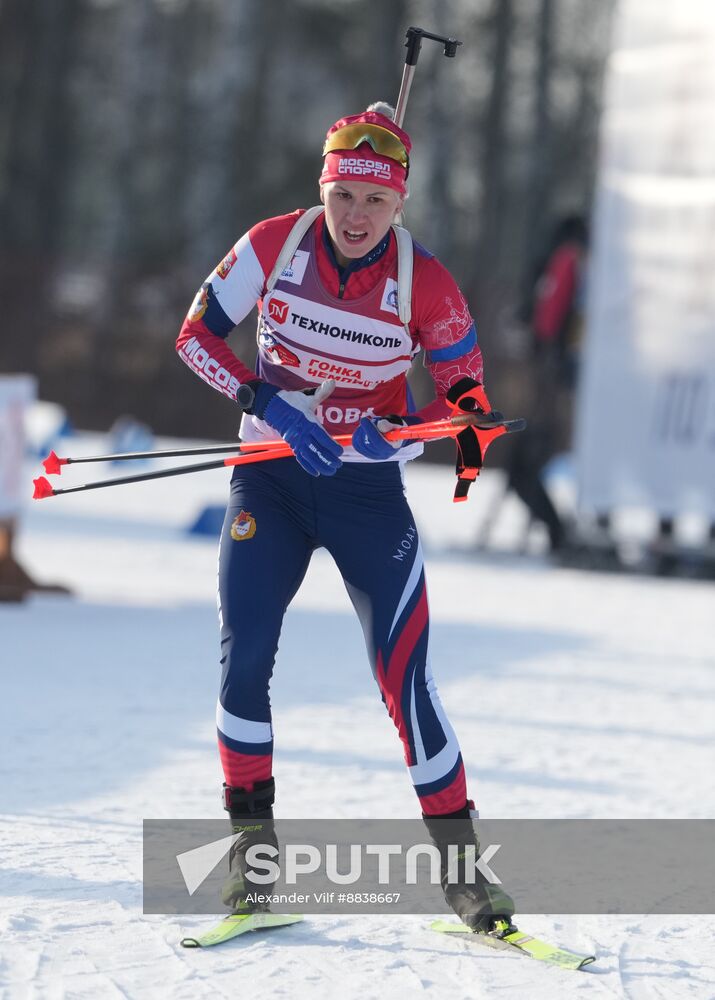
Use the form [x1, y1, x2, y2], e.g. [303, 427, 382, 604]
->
[97, 0, 154, 300]
[226, 0, 282, 239]
[371, 0, 408, 102]
[520, 0, 555, 302]
[166, 0, 201, 276]
[82, 0, 156, 425]
[0, 0, 81, 374]
[0, 0, 80, 253]
[427, 0, 455, 262]
[472, 0, 513, 321]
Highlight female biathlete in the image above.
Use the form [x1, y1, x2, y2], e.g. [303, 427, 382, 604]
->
[176, 103, 514, 933]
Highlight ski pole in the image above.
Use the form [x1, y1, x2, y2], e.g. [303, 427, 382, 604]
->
[35, 435, 355, 498]
[394, 26, 462, 127]
[385, 414, 526, 442]
[42, 440, 295, 477]
[32, 446, 295, 500]
[33, 413, 525, 499]
[42, 412, 523, 477]
[41, 434, 359, 480]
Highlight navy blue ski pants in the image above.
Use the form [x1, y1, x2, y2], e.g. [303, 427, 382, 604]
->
[216, 457, 467, 815]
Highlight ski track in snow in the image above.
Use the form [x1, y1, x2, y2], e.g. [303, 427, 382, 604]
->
[2, 455, 714, 999]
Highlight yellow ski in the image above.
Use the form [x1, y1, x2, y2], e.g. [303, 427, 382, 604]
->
[181, 912, 304, 948]
[430, 920, 596, 971]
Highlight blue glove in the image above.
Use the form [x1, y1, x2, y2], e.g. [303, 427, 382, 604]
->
[351, 415, 420, 461]
[258, 379, 343, 477]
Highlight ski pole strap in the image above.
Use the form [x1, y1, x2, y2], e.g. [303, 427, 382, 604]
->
[452, 427, 486, 502]
[446, 376, 491, 416]
[445, 378, 505, 503]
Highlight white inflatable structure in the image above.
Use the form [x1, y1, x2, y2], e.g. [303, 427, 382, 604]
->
[0, 375, 36, 520]
[576, 1, 715, 526]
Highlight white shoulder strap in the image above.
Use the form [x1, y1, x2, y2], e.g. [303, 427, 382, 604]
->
[265, 206, 324, 293]
[391, 223, 413, 329]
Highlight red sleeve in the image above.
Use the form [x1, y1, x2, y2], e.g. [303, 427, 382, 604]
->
[532, 244, 578, 342]
[176, 320, 257, 399]
[247, 210, 304, 282]
[175, 212, 305, 400]
[409, 252, 485, 422]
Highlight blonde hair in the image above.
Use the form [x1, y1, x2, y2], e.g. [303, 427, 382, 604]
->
[366, 101, 397, 120]
[365, 102, 408, 218]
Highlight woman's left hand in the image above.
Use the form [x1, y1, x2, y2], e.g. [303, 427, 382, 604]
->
[351, 415, 419, 460]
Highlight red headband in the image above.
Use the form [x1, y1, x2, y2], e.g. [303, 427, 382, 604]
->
[320, 112, 411, 195]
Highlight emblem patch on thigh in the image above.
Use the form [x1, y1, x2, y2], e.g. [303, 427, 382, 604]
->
[230, 510, 257, 541]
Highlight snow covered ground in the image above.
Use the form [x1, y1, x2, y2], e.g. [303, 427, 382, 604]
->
[2, 442, 714, 999]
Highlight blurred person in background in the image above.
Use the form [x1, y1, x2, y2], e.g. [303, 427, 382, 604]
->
[0, 376, 70, 601]
[529, 214, 589, 395]
[0, 518, 31, 602]
[176, 103, 515, 935]
[500, 215, 589, 556]
[0, 506, 70, 601]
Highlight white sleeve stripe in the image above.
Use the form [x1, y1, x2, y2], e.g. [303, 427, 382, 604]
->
[209, 232, 265, 326]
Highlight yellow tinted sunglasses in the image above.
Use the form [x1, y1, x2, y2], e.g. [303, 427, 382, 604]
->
[322, 123, 409, 172]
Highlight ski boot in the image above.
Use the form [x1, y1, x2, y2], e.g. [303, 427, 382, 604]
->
[423, 805, 516, 936]
[221, 778, 278, 914]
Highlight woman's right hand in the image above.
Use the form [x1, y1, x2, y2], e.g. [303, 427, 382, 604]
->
[254, 380, 343, 477]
